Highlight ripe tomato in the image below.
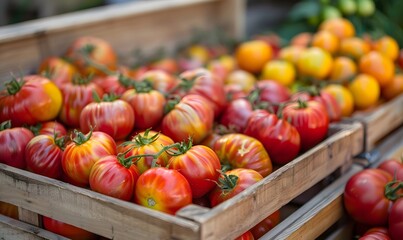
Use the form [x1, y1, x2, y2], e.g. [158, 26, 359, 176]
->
[58, 79, 104, 128]
[225, 70, 256, 94]
[219, 98, 254, 132]
[244, 110, 300, 165]
[278, 45, 305, 65]
[329, 56, 357, 81]
[339, 37, 371, 60]
[348, 74, 380, 110]
[121, 83, 165, 130]
[319, 18, 355, 39]
[209, 168, 263, 207]
[296, 47, 333, 80]
[80, 94, 135, 141]
[360, 227, 391, 240]
[381, 74, 403, 101]
[344, 169, 395, 226]
[213, 133, 273, 177]
[134, 167, 192, 215]
[0, 121, 34, 169]
[43, 216, 97, 240]
[260, 60, 296, 87]
[377, 159, 403, 181]
[322, 84, 354, 117]
[235, 40, 273, 74]
[149, 57, 179, 75]
[38, 57, 77, 88]
[25, 134, 65, 180]
[235, 231, 255, 240]
[250, 210, 281, 239]
[311, 30, 339, 54]
[0, 201, 18, 219]
[36, 121, 67, 137]
[0, 75, 62, 126]
[92, 73, 134, 96]
[374, 35, 399, 61]
[162, 94, 214, 144]
[138, 70, 178, 94]
[124, 130, 174, 173]
[89, 155, 140, 201]
[359, 51, 394, 87]
[255, 80, 291, 110]
[62, 130, 117, 187]
[168, 142, 221, 198]
[389, 198, 403, 240]
[290, 32, 312, 47]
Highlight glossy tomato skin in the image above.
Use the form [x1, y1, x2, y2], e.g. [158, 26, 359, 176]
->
[213, 133, 273, 177]
[121, 89, 166, 130]
[344, 169, 393, 226]
[134, 167, 192, 215]
[168, 145, 221, 198]
[360, 227, 391, 240]
[219, 98, 254, 132]
[250, 210, 281, 239]
[0, 123, 34, 169]
[138, 70, 178, 94]
[255, 80, 291, 110]
[0, 75, 62, 126]
[59, 81, 104, 128]
[377, 159, 403, 181]
[209, 168, 263, 207]
[43, 216, 98, 240]
[89, 155, 140, 201]
[283, 100, 329, 151]
[80, 99, 135, 141]
[235, 231, 255, 240]
[38, 121, 67, 137]
[162, 94, 214, 144]
[25, 134, 64, 179]
[244, 110, 300, 165]
[62, 131, 117, 187]
[93, 74, 132, 95]
[38, 57, 77, 88]
[389, 198, 403, 240]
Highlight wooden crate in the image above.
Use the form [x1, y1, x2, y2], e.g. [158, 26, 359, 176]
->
[0, 123, 363, 240]
[0, 0, 245, 85]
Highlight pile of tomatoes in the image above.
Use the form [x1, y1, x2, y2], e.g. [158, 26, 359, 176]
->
[343, 158, 403, 240]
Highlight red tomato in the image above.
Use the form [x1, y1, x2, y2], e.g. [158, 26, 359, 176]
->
[89, 155, 140, 201]
[244, 110, 301, 165]
[360, 227, 391, 240]
[162, 94, 214, 144]
[134, 167, 192, 215]
[283, 100, 329, 151]
[209, 168, 263, 207]
[25, 134, 65, 179]
[250, 210, 281, 239]
[235, 231, 255, 240]
[43, 216, 97, 240]
[124, 130, 174, 173]
[37, 121, 67, 137]
[38, 57, 77, 88]
[121, 84, 166, 130]
[378, 159, 403, 181]
[0, 201, 18, 219]
[149, 57, 179, 75]
[0, 75, 62, 126]
[93, 74, 134, 95]
[389, 198, 403, 240]
[176, 68, 227, 117]
[0, 121, 34, 169]
[62, 130, 117, 187]
[255, 80, 291, 111]
[59, 79, 104, 128]
[219, 98, 254, 132]
[224, 84, 248, 100]
[168, 142, 221, 198]
[344, 169, 395, 226]
[138, 70, 178, 94]
[213, 133, 273, 177]
[80, 94, 135, 141]
[66, 36, 117, 76]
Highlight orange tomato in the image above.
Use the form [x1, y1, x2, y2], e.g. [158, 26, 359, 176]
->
[374, 36, 399, 60]
[290, 32, 313, 47]
[311, 31, 339, 54]
[235, 40, 273, 73]
[297, 47, 333, 80]
[278, 45, 305, 65]
[225, 70, 256, 93]
[359, 51, 395, 87]
[330, 56, 357, 81]
[348, 74, 380, 109]
[260, 60, 296, 86]
[322, 84, 354, 117]
[381, 74, 403, 100]
[319, 18, 355, 39]
[339, 37, 371, 60]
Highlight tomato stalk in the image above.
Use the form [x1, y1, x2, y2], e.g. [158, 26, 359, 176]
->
[121, 129, 160, 148]
[0, 120, 12, 131]
[163, 96, 181, 114]
[5, 78, 25, 95]
[118, 74, 134, 88]
[78, 44, 115, 76]
[297, 99, 308, 109]
[218, 171, 239, 194]
[384, 180, 403, 201]
[132, 80, 153, 93]
[71, 129, 93, 145]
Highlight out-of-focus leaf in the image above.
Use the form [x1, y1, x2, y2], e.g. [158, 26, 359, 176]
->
[288, 1, 321, 21]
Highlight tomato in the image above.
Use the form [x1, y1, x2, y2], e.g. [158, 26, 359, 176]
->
[296, 47, 333, 80]
[329, 56, 357, 82]
[121, 82, 166, 130]
[209, 168, 263, 207]
[283, 100, 329, 151]
[148, 57, 178, 75]
[381, 74, 403, 101]
[62, 130, 117, 187]
[138, 70, 178, 94]
[235, 40, 273, 74]
[359, 51, 394, 87]
[43, 216, 97, 240]
[311, 31, 339, 54]
[278, 45, 305, 65]
[36, 121, 67, 137]
[260, 60, 296, 87]
[244, 110, 300, 165]
[176, 68, 227, 117]
[319, 18, 355, 39]
[124, 130, 174, 173]
[219, 98, 254, 132]
[93, 73, 134, 96]
[255, 80, 291, 110]
[339, 37, 371, 60]
[389, 198, 403, 240]
[38, 57, 78, 88]
[235, 231, 255, 240]
[25, 134, 65, 180]
[0, 201, 18, 219]
[66, 36, 117, 76]
[0, 75, 62, 126]
[224, 84, 248, 100]
[80, 94, 135, 141]
[89, 155, 140, 201]
[250, 210, 281, 239]
[344, 169, 396, 226]
[225, 70, 256, 94]
[162, 94, 214, 144]
[58, 78, 104, 128]
[290, 32, 312, 47]
[360, 227, 391, 240]
[0, 121, 34, 169]
[322, 84, 354, 117]
[134, 167, 192, 215]
[348, 74, 380, 110]
[168, 141, 221, 198]
[213, 133, 273, 177]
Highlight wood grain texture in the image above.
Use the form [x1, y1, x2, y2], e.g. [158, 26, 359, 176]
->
[0, 214, 68, 240]
[18, 208, 40, 226]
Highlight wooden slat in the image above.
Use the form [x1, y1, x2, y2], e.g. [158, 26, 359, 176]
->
[176, 123, 363, 240]
[0, 166, 200, 240]
[0, 214, 68, 240]
[18, 208, 40, 227]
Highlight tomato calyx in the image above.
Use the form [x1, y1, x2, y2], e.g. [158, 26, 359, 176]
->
[5, 78, 25, 95]
[78, 44, 115, 75]
[384, 180, 403, 201]
[132, 80, 153, 93]
[123, 129, 160, 148]
[70, 129, 92, 146]
[72, 75, 93, 85]
[163, 96, 181, 114]
[165, 138, 193, 156]
[0, 120, 12, 131]
[297, 99, 308, 109]
[217, 170, 239, 194]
